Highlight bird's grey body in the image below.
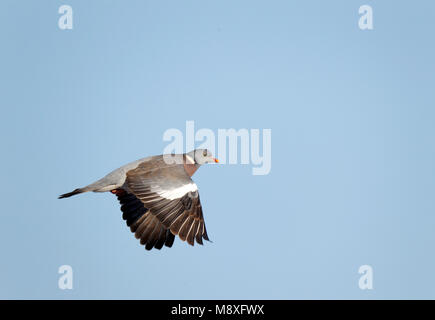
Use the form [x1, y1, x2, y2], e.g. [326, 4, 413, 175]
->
[59, 149, 218, 251]
[82, 156, 156, 193]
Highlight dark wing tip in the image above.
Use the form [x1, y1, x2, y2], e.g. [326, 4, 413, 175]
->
[203, 230, 211, 242]
[165, 231, 176, 248]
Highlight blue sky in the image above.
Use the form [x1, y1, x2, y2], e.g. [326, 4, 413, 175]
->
[0, 0, 434, 299]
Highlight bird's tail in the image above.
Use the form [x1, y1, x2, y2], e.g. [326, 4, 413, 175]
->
[58, 188, 86, 199]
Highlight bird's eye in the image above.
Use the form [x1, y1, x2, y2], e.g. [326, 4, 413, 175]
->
[203, 150, 207, 157]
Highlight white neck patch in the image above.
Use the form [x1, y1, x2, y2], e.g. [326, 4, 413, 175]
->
[185, 154, 195, 164]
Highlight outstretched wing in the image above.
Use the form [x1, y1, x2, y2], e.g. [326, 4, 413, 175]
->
[116, 190, 175, 250]
[125, 158, 210, 246]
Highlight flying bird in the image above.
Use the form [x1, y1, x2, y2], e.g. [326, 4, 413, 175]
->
[59, 149, 218, 251]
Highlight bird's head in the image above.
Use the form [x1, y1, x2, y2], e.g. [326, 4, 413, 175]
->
[187, 149, 219, 165]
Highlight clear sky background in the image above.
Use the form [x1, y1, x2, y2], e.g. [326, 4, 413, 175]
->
[0, 0, 434, 299]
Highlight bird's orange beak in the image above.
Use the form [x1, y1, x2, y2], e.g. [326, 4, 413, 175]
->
[214, 158, 219, 163]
